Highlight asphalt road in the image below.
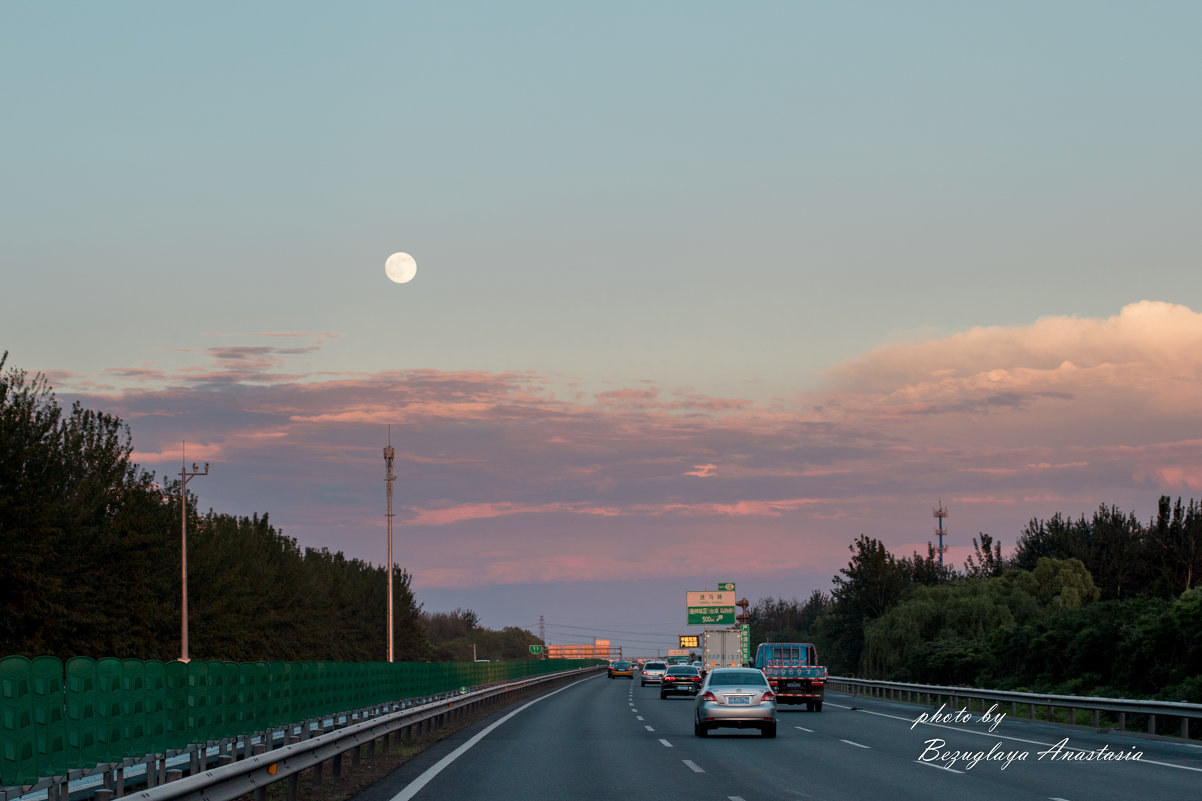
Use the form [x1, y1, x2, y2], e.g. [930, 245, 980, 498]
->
[355, 673, 1202, 801]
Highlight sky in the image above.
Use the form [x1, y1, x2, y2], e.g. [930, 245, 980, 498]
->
[3, 2, 1202, 659]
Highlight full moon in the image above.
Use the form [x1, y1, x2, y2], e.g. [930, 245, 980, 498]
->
[385, 252, 417, 284]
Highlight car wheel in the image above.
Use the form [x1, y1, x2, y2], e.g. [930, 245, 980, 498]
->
[641, 681, 646, 686]
[694, 713, 709, 737]
[659, 691, 668, 699]
[806, 702, 814, 711]
[761, 722, 777, 738]
[814, 702, 822, 712]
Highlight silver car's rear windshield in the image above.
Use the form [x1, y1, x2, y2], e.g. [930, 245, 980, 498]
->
[708, 670, 768, 686]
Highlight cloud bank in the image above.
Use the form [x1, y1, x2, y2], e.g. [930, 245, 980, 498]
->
[59, 301, 1202, 590]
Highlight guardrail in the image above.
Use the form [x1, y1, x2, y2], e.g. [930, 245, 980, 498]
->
[5, 666, 601, 801]
[1, 659, 602, 801]
[826, 676, 1202, 739]
[112, 666, 600, 801]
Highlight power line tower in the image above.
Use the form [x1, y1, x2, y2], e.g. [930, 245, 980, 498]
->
[384, 430, 396, 663]
[933, 500, 949, 567]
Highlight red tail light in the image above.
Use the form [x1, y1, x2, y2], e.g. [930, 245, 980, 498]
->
[761, 691, 775, 702]
[700, 691, 717, 702]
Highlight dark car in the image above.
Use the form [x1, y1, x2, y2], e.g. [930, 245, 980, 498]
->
[660, 665, 703, 698]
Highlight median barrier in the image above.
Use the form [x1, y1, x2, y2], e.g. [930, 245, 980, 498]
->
[1, 658, 603, 797]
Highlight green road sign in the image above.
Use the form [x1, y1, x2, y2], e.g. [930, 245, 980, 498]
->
[687, 606, 735, 625]
[529, 645, 543, 655]
[717, 582, 735, 592]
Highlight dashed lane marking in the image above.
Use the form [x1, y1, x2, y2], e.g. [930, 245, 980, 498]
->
[659, 739, 673, 748]
[841, 739, 870, 749]
[388, 676, 593, 801]
[683, 760, 705, 773]
[794, 726, 814, 733]
[915, 760, 963, 775]
[645, 725, 655, 732]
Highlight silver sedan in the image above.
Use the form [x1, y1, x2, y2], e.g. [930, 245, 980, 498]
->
[693, 668, 777, 738]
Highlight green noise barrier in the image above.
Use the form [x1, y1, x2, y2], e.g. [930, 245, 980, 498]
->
[1, 655, 597, 787]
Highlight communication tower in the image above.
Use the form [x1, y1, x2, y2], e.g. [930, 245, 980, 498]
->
[933, 500, 949, 566]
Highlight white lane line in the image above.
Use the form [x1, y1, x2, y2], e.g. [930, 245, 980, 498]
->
[388, 675, 594, 801]
[841, 739, 870, 749]
[645, 725, 655, 732]
[729, 797, 747, 801]
[631, 708, 638, 712]
[795, 726, 814, 732]
[851, 705, 1202, 774]
[659, 738, 673, 748]
[683, 760, 705, 773]
[636, 716, 644, 721]
[1049, 798, 1072, 801]
[915, 760, 964, 775]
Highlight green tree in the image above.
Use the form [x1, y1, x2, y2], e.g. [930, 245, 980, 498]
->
[963, 532, 1007, 579]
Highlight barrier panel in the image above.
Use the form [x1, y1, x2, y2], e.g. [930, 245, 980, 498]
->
[0, 656, 34, 786]
[1, 656, 602, 788]
[64, 657, 97, 771]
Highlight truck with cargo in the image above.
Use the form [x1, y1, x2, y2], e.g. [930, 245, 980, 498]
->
[702, 628, 744, 672]
[753, 642, 827, 711]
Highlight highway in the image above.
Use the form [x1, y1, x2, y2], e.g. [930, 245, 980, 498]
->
[354, 672, 1202, 801]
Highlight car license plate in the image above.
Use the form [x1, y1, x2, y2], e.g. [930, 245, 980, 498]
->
[727, 695, 750, 705]
[783, 681, 802, 690]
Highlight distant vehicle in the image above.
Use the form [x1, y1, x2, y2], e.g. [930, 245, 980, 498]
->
[660, 665, 703, 699]
[666, 656, 691, 666]
[703, 629, 744, 671]
[640, 661, 668, 686]
[753, 642, 827, 712]
[692, 660, 706, 676]
[694, 667, 777, 738]
[609, 660, 634, 679]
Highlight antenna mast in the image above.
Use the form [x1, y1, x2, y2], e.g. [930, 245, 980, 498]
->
[933, 500, 949, 567]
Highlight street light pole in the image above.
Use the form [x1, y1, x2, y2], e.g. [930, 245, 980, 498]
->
[384, 433, 396, 663]
[180, 454, 209, 663]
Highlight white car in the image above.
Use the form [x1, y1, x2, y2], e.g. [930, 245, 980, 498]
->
[694, 668, 778, 738]
[640, 661, 668, 686]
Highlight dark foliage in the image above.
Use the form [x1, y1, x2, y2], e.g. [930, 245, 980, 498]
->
[0, 353, 433, 662]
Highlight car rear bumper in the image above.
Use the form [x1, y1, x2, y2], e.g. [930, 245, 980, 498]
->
[698, 700, 777, 725]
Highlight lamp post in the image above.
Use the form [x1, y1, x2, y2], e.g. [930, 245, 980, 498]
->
[180, 458, 209, 663]
[384, 437, 396, 662]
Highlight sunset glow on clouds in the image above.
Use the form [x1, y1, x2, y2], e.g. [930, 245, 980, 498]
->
[55, 301, 1202, 596]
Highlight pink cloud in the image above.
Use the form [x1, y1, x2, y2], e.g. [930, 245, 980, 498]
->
[51, 300, 1202, 592]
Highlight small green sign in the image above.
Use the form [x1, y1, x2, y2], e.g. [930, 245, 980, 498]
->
[717, 582, 735, 592]
[687, 606, 736, 625]
[529, 644, 543, 655]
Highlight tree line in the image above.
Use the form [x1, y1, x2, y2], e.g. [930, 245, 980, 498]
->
[0, 353, 537, 663]
[749, 506, 1202, 702]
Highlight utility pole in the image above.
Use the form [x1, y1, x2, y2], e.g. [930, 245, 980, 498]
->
[179, 448, 209, 663]
[384, 431, 396, 663]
